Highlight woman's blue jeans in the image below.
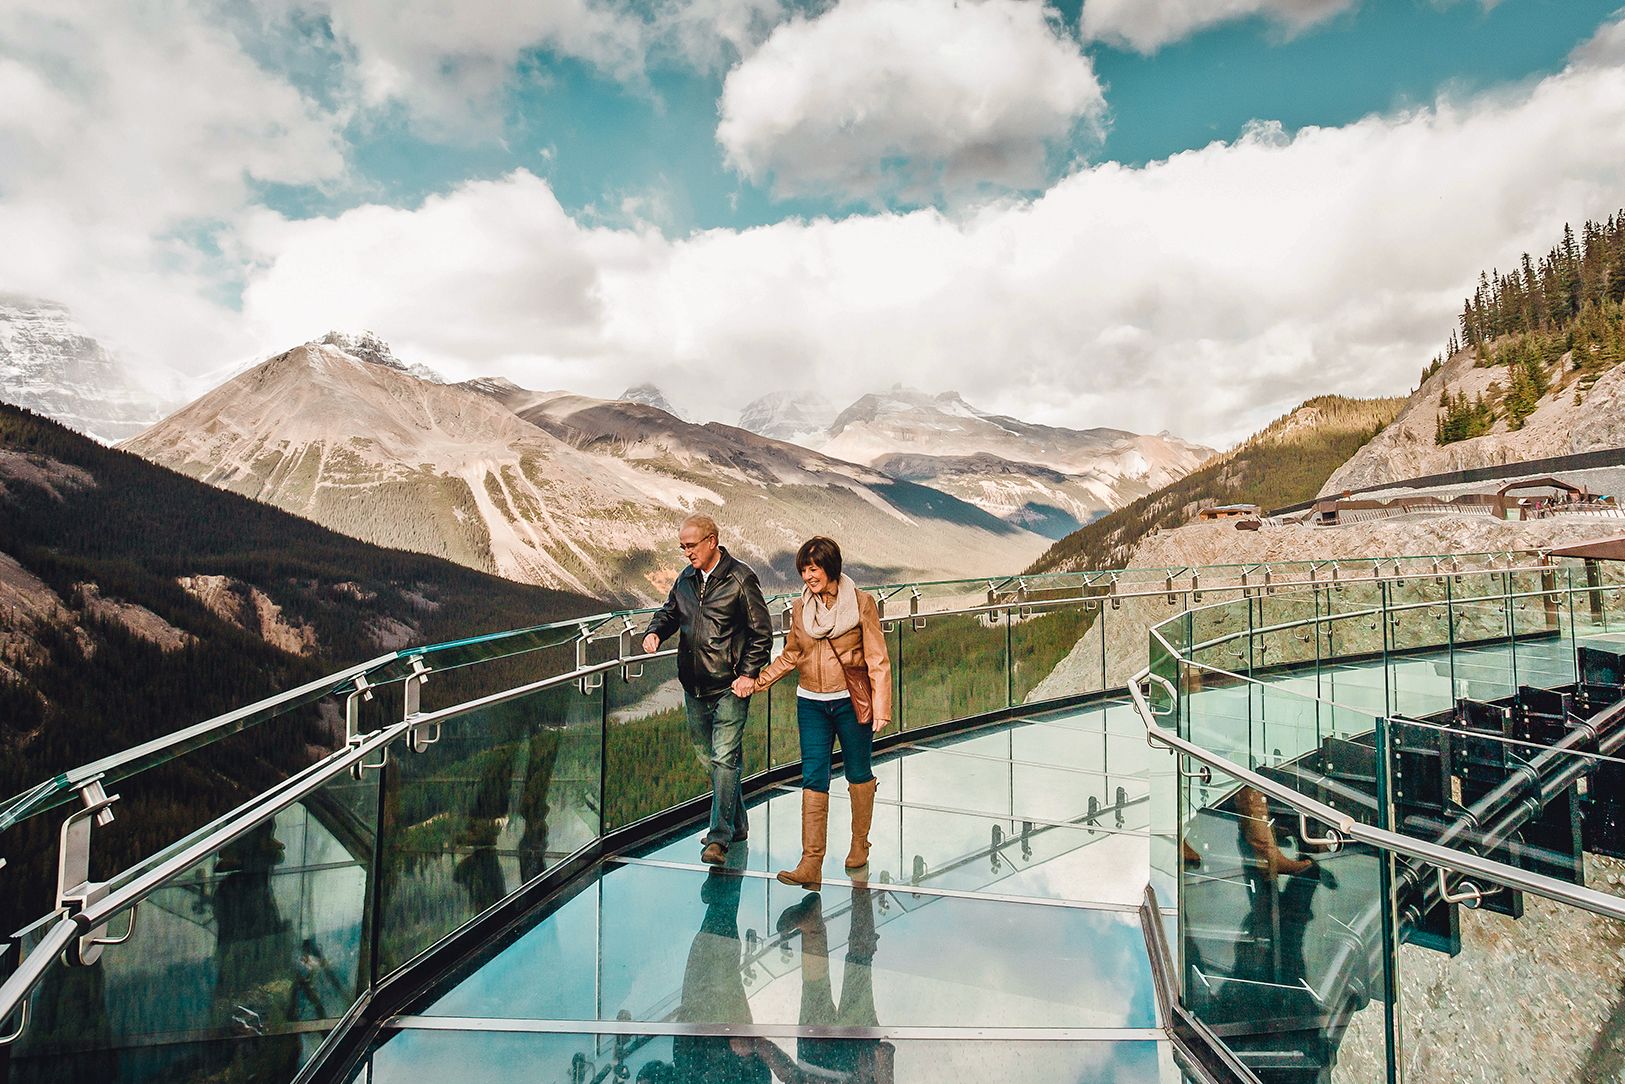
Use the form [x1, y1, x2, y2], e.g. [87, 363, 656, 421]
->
[797, 696, 874, 792]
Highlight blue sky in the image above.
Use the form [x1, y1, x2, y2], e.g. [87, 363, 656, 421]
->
[3, 0, 1625, 444]
[266, 0, 1624, 232]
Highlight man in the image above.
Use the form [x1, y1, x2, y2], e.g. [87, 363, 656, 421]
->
[643, 514, 772, 865]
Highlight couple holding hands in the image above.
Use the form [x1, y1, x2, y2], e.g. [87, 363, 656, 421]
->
[642, 514, 892, 889]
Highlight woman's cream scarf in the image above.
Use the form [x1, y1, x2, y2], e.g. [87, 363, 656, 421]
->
[802, 573, 860, 640]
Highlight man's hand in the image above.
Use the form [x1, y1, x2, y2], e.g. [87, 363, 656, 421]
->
[873, 718, 891, 734]
[732, 675, 757, 698]
[641, 633, 660, 655]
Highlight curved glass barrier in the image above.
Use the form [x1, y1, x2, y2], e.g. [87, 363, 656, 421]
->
[0, 550, 1560, 1083]
[1151, 557, 1625, 1083]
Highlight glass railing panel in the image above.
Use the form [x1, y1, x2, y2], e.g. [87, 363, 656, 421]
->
[1509, 568, 1576, 691]
[1255, 591, 1320, 675]
[894, 610, 1007, 731]
[6, 768, 378, 1084]
[377, 677, 603, 973]
[356, 1028, 1190, 1083]
[1188, 597, 1250, 679]
[1010, 601, 1101, 704]
[1388, 859, 1625, 1082]
[1177, 762, 1395, 1084]
[603, 653, 702, 832]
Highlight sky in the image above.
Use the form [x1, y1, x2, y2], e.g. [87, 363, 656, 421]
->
[2, 0, 1625, 447]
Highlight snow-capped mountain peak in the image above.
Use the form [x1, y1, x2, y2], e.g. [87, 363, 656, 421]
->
[0, 294, 173, 442]
[736, 390, 838, 443]
[318, 330, 444, 383]
[620, 382, 683, 419]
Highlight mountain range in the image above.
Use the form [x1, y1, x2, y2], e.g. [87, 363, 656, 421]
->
[7, 304, 1216, 597]
[120, 339, 1054, 602]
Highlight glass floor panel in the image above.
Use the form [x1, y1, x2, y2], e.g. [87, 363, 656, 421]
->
[415, 862, 1159, 1030]
[634, 789, 1149, 907]
[353, 1027, 1192, 1083]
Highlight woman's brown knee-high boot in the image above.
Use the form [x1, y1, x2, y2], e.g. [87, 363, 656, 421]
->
[844, 778, 877, 870]
[777, 789, 828, 889]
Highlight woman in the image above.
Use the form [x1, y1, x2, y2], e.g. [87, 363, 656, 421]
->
[753, 536, 892, 889]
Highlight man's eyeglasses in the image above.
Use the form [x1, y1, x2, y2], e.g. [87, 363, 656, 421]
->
[678, 536, 717, 553]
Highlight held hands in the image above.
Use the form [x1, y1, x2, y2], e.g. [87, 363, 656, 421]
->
[731, 675, 758, 699]
[641, 633, 660, 655]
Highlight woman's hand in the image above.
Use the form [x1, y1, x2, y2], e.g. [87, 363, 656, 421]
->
[872, 717, 890, 734]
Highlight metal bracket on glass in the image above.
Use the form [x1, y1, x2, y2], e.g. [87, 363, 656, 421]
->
[57, 777, 137, 966]
[344, 674, 388, 778]
[1108, 574, 1121, 610]
[618, 619, 645, 681]
[1437, 868, 1502, 907]
[403, 656, 440, 753]
[1138, 672, 1178, 730]
[1191, 570, 1202, 603]
[1392, 558, 1405, 585]
[574, 624, 605, 697]
[1178, 756, 1212, 784]
[0, 999, 24, 1047]
[1165, 568, 1187, 605]
[909, 588, 927, 630]
[1297, 812, 1344, 852]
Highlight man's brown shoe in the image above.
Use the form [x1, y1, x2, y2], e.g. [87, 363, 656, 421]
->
[701, 842, 728, 866]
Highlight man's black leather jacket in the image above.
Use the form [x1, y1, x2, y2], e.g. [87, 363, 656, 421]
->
[643, 547, 773, 698]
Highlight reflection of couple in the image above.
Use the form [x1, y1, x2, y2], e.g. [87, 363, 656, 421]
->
[1232, 786, 1336, 990]
[639, 874, 892, 1083]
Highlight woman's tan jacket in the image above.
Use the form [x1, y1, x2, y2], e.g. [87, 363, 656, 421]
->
[755, 590, 893, 723]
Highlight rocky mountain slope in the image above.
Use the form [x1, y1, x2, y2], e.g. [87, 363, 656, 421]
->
[0, 294, 172, 441]
[1321, 345, 1625, 494]
[124, 340, 1049, 602]
[1030, 395, 1407, 573]
[0, 402, 597, 926]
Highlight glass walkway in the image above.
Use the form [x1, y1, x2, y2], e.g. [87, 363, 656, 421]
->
[4, 552, 1625, 1083]
[360, 699, 1176, 1083]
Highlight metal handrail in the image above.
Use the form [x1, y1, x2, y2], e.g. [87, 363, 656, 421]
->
[1128, 667, 1625, 925]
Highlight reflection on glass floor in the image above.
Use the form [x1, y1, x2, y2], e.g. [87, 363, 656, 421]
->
[350, 699, 1188, 1083]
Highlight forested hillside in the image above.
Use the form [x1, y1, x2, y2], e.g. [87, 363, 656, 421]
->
[0, 404, 598, 925]
[1027, 396, 1404, 574]
[1324, 212, 1625, 492]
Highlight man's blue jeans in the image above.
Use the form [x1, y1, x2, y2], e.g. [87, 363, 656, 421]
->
[685, 690, 749, 847]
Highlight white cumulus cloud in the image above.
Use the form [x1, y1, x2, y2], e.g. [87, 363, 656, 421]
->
[0, 0, 347, 390]
[1080, 0, 1356, 53]
[717, 0, 1107, 201]
[231, 17, 1625, 447]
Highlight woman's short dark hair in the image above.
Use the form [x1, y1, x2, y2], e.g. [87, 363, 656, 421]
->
[795, 536, 842, 580]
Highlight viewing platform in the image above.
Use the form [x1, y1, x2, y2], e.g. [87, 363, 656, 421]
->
[3, 553, 1625, 1083]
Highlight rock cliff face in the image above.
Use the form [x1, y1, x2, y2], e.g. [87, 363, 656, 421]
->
[1322, 347, 1625, 494]
[0, 295, 170, 441]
